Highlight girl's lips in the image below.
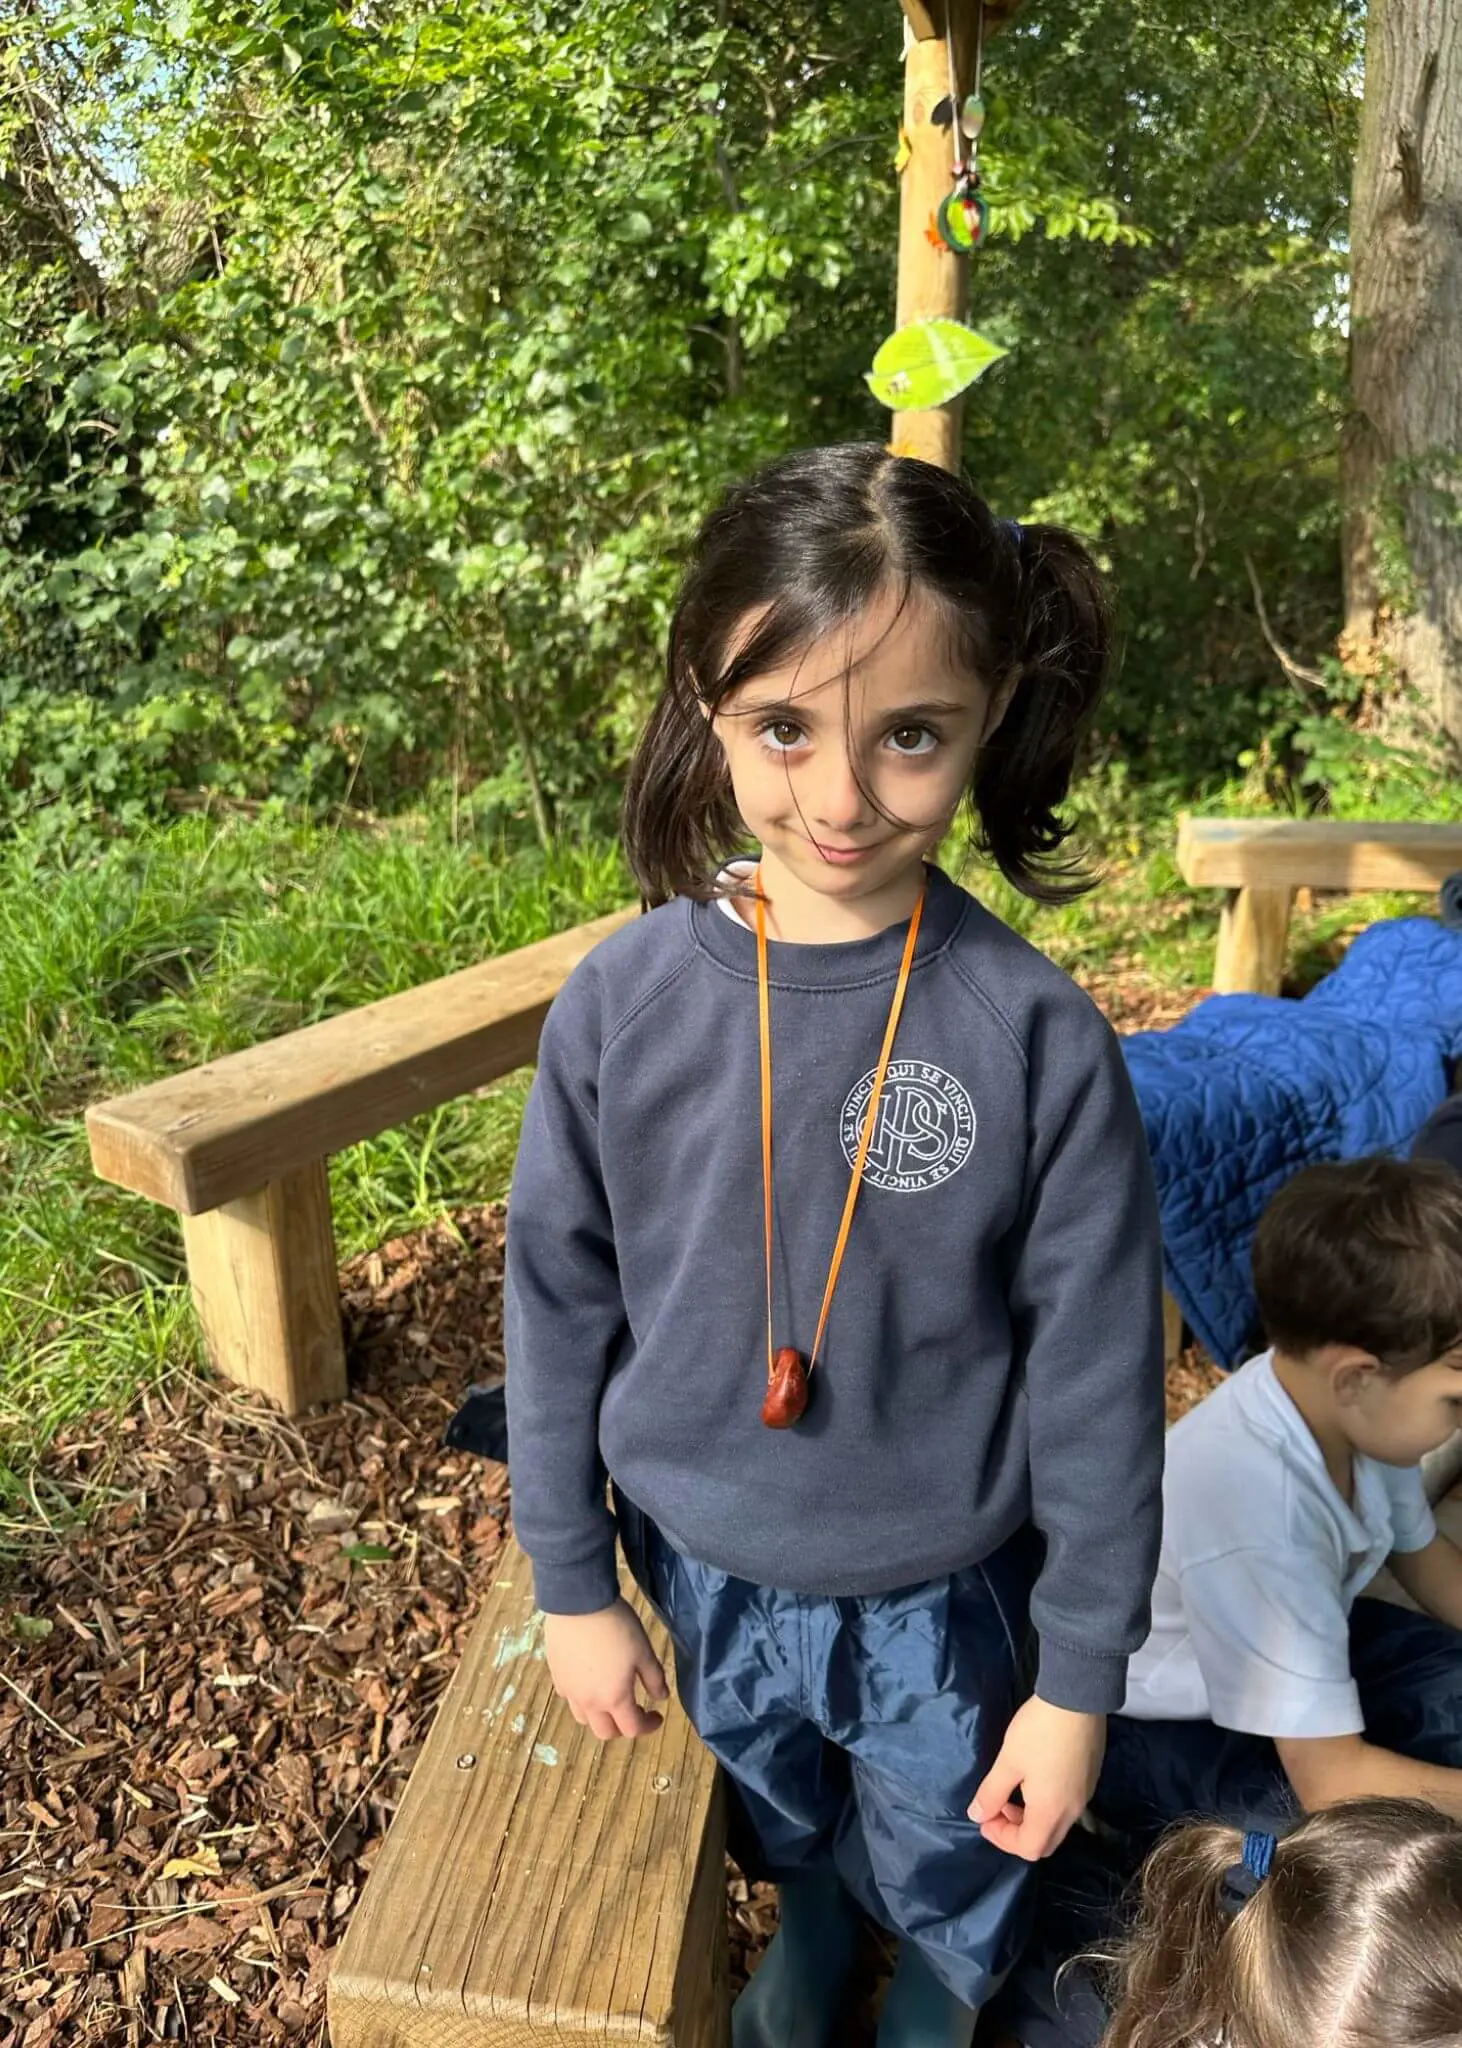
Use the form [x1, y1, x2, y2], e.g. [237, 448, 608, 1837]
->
[811, 840, 880, 865]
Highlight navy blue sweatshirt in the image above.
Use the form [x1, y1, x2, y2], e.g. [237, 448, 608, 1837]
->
[504, 865, 1165, 1713]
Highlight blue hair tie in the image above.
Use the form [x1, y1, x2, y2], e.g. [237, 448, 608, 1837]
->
[1003, 516, 1024, 550]
[1220, 1830, 1277, 1915]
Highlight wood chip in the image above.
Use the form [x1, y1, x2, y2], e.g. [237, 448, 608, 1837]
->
[2, 1194, 1225, 2044]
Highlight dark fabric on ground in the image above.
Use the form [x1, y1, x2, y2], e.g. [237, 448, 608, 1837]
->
[443, 1380, 509, 1462]
[1412, 1091, 1462, 1176]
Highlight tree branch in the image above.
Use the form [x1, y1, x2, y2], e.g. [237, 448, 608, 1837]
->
[1242, 551, 1326, 698]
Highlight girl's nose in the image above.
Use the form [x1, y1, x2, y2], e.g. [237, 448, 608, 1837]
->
[812, 752, 874, 835]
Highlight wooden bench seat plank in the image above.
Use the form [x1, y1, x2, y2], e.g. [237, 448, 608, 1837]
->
[85, 909, 635, 1215]
[327, 1542, 727, 2048]
[1178, 817, 1462, 894]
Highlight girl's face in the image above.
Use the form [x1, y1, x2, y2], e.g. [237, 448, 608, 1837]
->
[709, 584, 1011, 917]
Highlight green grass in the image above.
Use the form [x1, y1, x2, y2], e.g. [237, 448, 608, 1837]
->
[5, 751, 1462, 1547]
[0, 812, 627, 1542]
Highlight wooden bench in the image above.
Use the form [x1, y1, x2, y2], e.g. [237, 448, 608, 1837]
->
[85, 908, 635, 1414]
[328, 1541, 727, 2048]
[1176, 817, 1462, 997]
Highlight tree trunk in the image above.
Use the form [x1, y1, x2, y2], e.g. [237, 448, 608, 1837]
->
[1342, 0, 1462, 751]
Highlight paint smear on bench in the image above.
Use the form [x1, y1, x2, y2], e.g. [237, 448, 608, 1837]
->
[492, 1612, 545, 1668]
[533, 1744, 560, 1768]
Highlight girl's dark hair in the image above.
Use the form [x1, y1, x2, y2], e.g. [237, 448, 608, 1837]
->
[1102, 1800, 1462, 2048]
[1251, 1156, 1462, 1372]
[621, 442, 1113, 907]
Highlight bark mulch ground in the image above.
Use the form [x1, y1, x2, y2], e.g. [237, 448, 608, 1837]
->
[3, 984, 1217, 2047]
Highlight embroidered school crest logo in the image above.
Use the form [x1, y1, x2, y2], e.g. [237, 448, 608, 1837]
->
[839, 1061, 976, 1193]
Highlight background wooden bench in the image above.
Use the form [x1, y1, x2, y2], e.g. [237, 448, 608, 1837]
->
[1177, 816, 1462, 996]
[85, 908, 634, 1415]
[328, 1539, 727, 2048]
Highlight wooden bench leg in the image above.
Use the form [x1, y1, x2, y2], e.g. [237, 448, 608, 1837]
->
[1162, 1289, 1184, 1369]
[1213, 885, 1292, 995]
[179, 1158, 347, 1414]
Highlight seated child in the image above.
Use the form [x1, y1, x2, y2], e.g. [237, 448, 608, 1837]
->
[994, 1154, 1462, 2048]
[1107, 1154, 1462, 1844]
[1100, 1798, 1462, 2048]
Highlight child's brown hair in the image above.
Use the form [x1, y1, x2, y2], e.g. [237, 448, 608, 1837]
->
[1251, 1155, 1462, 1371]
[1102, 1800, 1462, 2048]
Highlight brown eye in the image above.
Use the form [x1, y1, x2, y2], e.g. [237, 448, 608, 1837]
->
[763, 720, 805, 750]
[888, 725, 936, 755]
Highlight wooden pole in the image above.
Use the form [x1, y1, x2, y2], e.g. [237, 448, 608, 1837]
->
[892, 2, 978, 470]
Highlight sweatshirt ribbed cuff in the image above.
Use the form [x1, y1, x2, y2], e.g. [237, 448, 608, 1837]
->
[530, 1548, 622, 1617]
[1035, 1637, 1129, 1715]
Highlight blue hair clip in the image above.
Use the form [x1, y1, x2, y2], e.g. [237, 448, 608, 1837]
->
[1220, 1829, 1277, 1915]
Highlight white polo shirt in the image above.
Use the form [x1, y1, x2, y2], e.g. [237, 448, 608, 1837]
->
[1123, 1350, 1437, 1738]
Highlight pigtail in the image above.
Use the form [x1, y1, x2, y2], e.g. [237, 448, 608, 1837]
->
[972, 523, 1112, 903]
[1101, 1821, 1246, 2048]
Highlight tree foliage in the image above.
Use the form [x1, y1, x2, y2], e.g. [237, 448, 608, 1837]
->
[0, 0, 1362, 841]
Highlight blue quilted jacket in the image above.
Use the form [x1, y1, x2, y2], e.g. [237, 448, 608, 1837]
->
[1122, 917, 1462, 1365]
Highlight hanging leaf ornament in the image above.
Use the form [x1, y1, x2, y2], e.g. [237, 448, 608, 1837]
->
[865, 318, 1007, 411]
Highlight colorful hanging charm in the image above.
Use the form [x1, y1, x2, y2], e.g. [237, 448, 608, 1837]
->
[933, 1, 992, 255]
[936, 188, 988, 253]
[755, 873, 926, 1429]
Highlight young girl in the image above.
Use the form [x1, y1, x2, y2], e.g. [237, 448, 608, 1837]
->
[1101, 1798, 1462, 2048]
[504, 442, 1166, 2048]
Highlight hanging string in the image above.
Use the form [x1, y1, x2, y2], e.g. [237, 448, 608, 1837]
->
[944, 0, 987, 184]
[944, 12, 962, 180]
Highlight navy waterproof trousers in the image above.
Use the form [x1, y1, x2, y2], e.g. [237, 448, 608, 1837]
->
[617, 1491, 1040, 2011]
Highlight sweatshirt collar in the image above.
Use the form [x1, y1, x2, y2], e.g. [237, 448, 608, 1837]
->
[688, 860, 968, 990]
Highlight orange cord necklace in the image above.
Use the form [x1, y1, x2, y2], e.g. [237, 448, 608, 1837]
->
[755, 867, 926, 1428]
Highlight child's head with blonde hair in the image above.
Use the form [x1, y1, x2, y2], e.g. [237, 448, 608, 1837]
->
[1102, 1799, 1462, 2048]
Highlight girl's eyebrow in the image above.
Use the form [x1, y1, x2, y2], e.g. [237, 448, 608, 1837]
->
[733, 694, 970, 721]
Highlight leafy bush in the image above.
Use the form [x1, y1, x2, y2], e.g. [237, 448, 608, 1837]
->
[2, 0, 1363, 841]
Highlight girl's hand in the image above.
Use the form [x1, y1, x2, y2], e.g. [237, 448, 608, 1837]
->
[969, 1697, 1106, 1861]
[544, 1600, 670, 1740]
